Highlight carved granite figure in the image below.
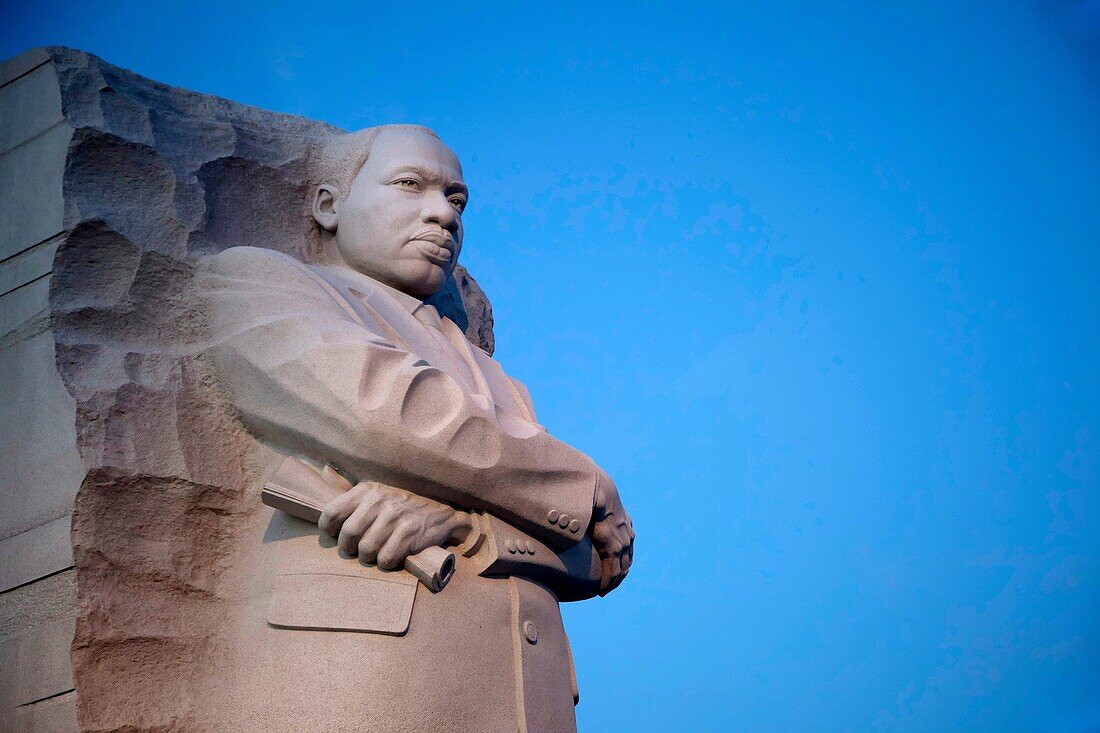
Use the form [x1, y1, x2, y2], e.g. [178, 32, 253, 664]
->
[194, 124, 634, 731]
[0, 46, 631, 732]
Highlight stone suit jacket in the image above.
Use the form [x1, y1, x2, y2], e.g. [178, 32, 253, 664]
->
[195, 246, 608, 732]
[202, 246, 609, 553]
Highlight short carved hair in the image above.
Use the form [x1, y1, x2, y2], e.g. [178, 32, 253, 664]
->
[311, 124, 440, 196]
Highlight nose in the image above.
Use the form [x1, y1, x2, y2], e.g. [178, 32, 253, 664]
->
[421, 191, 458, 232]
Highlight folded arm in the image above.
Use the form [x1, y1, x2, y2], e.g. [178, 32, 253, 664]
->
[200, 247, 600, 549]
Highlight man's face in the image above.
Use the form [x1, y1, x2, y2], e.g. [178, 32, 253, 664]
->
[334, 129, 467, 298]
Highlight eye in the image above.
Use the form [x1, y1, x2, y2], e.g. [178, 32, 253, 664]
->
[393, 178, 420, 189]
[449, 196, 467, 212]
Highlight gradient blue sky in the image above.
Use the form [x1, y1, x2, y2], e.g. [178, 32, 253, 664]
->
[3, 2, 1098, 730]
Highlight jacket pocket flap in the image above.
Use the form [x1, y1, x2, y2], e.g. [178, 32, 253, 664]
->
[268, 572, 416, 635]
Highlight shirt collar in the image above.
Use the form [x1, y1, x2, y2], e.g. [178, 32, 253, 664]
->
[313, 263, 431, 316]
[365, 274, 426, 315]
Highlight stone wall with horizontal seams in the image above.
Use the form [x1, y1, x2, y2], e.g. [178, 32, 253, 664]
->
[0, 48, 81, 733]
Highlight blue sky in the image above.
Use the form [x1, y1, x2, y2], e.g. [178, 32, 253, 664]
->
[4, 2, 1098, 730]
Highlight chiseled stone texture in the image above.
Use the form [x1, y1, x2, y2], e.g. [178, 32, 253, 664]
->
[46, 46, 493, 347]
[0, 46, 496, 732]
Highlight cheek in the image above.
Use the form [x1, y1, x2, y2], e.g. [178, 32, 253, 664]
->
[375, 204, 419, 240]
[339, 201, 374, 239]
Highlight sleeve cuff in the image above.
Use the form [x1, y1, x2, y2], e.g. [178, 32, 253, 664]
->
[536, 463, 605, 545]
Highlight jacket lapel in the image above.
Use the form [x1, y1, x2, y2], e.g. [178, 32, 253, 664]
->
[307, 263, 530, 420]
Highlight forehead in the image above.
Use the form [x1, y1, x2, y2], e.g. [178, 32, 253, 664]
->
[362, 129, 464, 181]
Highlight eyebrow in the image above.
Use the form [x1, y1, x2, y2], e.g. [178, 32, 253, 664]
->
[392, 165, 468, 196]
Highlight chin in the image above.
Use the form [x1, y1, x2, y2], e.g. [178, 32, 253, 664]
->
[402, 263, 450, 299]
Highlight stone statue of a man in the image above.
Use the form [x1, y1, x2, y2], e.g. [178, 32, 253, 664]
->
[197, 124, 634, 732]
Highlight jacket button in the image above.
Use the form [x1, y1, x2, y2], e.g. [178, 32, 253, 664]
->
[505, 539, 517, 554]
[523, 620, 538, 644]
[568, 519, 580, 533]
[547, 509, 559, 524]
[525, 540, 536, 554]
[557, 514, 571, 528]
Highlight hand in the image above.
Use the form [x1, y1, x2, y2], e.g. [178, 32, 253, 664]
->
[591, 470, 634, 595]
[318, 482, 474, 570]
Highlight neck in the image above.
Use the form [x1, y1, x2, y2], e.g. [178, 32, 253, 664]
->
[318, 234, 347, 268]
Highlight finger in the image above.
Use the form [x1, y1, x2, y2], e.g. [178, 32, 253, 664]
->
[606, 553, 622, 590]
[592, 525, 611, 552]
[318, 485, 366, 537]
[602, 554, 620, 594]
[358, 505, 401, 565]
[337, 497, 383, 555]
[599, 555, 615, 594]
[376, 522, 417, 571]
[607, 553, 627, 592]
[618, 536, 634, 578]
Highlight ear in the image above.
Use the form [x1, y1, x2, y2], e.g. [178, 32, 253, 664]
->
[312, 184, 341, 232]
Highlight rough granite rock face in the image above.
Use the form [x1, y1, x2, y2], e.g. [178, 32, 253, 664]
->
[31, 47, 494, 731]
[48, 47, 493, 348]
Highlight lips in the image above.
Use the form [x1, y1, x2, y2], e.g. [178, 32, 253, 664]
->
[410, 230, 455, 265]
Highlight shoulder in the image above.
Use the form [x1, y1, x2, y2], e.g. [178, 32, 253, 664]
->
[201, 247, 346, 306]
[199, 247, 358, 329]
[203, 246, 315, 281]
[505, 374, 539, 424]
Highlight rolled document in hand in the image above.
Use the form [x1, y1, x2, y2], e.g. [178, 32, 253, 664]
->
[261, 457, 456, 592]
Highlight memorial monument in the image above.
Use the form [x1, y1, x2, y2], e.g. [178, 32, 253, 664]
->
[0, 48, 633, 732]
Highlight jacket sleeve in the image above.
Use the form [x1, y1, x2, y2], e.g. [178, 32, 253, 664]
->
[199, 247, 599, 550]
[468, 513, 603, 602]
